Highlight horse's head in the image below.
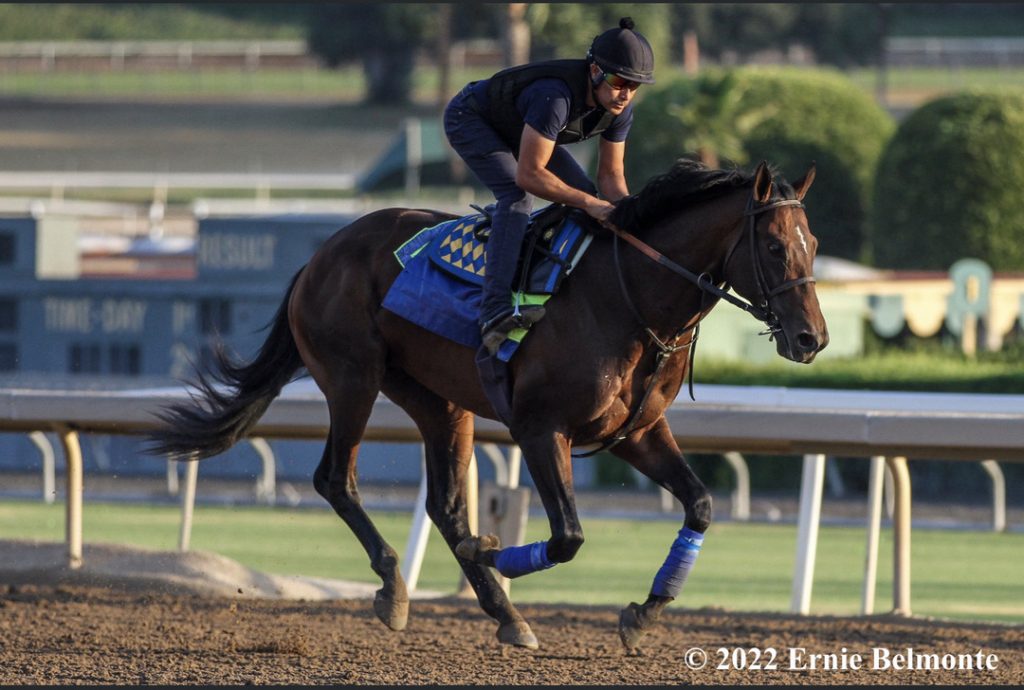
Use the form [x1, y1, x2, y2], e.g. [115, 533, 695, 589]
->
[722, 161, 829, 363]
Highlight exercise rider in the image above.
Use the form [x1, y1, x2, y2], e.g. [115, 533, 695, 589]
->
[443, 17, 655, 355]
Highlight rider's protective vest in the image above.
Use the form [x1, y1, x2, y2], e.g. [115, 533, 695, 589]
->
[483, 59, 618, 150]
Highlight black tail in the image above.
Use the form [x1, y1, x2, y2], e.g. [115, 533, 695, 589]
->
[148, 268, 306, 460]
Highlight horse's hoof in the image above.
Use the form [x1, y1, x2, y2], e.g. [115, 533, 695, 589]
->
[618, 602, 647, 651]
[497, 620, 539, 650]
[455, 534, 501, 562]
[373, 588, 409, 632]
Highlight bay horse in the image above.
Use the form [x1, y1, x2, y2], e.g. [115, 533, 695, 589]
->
[149, 159, 827, 652]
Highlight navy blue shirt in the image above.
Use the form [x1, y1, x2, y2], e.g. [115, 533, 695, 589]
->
[468, 77, 633, 144]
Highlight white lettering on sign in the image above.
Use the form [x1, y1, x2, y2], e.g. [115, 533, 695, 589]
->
[199, 233, 277, 270]
[169, 342, 194, 379]
[172, 301, 196, 336]
[43, 298, 148, 334]
[101, 300, 147, 334]
[44, 298, 92, 333]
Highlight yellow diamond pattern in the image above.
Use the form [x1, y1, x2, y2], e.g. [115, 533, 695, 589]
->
[435, 217, 488, 279]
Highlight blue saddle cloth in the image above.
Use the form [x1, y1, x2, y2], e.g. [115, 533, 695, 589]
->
[381, 207, 592, 362]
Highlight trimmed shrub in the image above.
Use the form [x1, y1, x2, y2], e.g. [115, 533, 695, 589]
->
[624, 68, 894, 262]
[869, 92, 1024, 270]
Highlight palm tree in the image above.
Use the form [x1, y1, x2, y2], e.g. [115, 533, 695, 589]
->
[668, 70, 777, 168]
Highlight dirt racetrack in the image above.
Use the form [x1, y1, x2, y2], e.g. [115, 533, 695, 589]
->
[3, 579, 1022, 685]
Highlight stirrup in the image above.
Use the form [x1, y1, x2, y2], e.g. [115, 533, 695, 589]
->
[480, 306, 545, 355]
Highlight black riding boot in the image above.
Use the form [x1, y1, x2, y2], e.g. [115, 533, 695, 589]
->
[480, 204, 544, 354]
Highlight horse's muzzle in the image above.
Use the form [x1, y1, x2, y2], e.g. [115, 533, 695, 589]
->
[786, 327, 828, 363]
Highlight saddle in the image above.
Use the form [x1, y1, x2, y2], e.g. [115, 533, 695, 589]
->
[427, 203, 587, 294]
[382, 204, 596, 361]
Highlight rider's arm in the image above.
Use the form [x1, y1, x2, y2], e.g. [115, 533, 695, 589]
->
[515, 125, 614, 221]
[596, 138, 629, 202]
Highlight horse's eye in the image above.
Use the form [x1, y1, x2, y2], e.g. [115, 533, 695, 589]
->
[767, 241, 783, 255]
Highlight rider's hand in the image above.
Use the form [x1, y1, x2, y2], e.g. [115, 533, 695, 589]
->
[583, 198, 616, 223]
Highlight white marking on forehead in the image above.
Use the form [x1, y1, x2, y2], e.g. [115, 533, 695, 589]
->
[795, 225, 808, 255]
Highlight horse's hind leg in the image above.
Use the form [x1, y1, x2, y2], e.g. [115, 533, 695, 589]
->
[382, 369, 538, 649]
[609, 416, 713, 652]
[312, 374, 409, 632]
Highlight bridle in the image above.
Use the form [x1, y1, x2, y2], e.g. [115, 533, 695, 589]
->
[722, 196, 816, 340]
[571, 191, 815, 458]
[610, 194, 814, 341]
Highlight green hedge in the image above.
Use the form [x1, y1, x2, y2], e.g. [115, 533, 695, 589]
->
[625, 68, 894, 262]
[0, 4, 303, 40]
[869, 91, 1024, 270]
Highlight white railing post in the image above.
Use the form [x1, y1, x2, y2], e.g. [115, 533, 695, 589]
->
[166, 459, 179, 496]
[247, 437, 276, 505]
[178, 455, 199, 552]
[722, 451, 750, 521]
[28, 431, 56, 504]
[980, 460, 1006, 532]
[861, 455, 885, 615]
[790, 453, 826, 615]
[400, 447, 432, 592]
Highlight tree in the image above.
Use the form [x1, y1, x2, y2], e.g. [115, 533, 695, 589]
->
[869, 92, 1024, 270]
[526, 4, 671, 70]
[625, 69, 894, 262]
[671, 3, 881, 67]
[663, 70, 777, 168]
[502, 3, 530, 67]
[306, 3, 436, 105]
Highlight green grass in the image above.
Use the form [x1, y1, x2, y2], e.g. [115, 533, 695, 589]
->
[847, 67, 1024, 95]
[0, 4, 304, 41]
[1, 62, 1021, 105]
[0, 65, 498, 104]
[2, 499, 1021, 625]
[0, 68, 366, 101]
[697, 349, 1024, 394]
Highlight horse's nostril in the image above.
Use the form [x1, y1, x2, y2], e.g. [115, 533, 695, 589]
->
[796, 332, 819, 352]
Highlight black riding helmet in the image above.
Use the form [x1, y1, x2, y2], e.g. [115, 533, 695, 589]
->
[587, 17, 655, 84]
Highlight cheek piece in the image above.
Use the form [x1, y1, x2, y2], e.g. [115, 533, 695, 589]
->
[493, 540, 556, 578]
[651, 526, 704, 598]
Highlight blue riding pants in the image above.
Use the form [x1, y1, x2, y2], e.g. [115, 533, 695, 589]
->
[443, 87, 598, 327]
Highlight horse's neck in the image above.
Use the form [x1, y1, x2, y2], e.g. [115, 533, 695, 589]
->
[650, 190, 747, 267]
[619, 190, 747, 337]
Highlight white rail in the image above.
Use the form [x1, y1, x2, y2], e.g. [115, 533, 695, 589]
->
[0, 171, 356, 192]
[1, 381, 1022, 617]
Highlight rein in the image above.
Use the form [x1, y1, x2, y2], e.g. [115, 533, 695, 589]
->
[571, 195, 814, 459]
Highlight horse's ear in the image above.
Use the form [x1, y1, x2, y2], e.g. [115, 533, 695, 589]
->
[753, 160, 773, 203]
[792, 162, 816, 201]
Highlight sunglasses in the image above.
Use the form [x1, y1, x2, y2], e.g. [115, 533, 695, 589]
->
[601, 71, 642, 92]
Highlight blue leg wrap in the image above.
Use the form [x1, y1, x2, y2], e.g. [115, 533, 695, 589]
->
[651, 526, 704, 599]
[493, 540, 556, 579]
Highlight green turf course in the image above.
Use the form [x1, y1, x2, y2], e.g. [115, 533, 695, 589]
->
[2, 500, 1020, 625]
[0, 66, 497, 103]
[0, 65, 1020, 103]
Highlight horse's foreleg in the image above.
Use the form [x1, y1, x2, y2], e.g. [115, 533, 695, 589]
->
[610, 416, 713, 652]
[382, 371, 537, 649]
[459, 429, 583, 579]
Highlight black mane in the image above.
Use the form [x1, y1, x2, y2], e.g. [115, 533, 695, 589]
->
[610, 159, 794, 233]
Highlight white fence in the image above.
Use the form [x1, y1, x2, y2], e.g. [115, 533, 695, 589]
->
[886, 37, 1024, 67]
[2, 381, 1022, 617]
[0, 40, 312, 71]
